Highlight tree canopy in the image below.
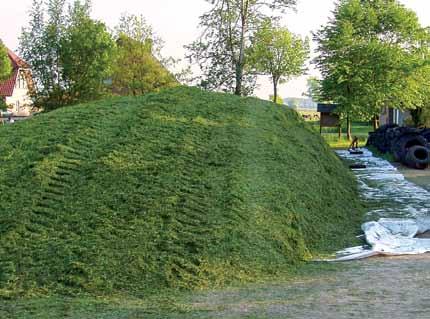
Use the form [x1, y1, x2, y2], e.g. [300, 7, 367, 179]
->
[111, 14, 178, 96]
[20, 0, 115, 110]
[20, 6, 182, 110]
[60, 4, 116, 103]
[111, 34, 177, 96]
[186, 0, 296, 96]
[303, 76, 322, 103]
[249, 20, 309, 103]
[314, 0, 430, 122]
[0, 39, 12, 82]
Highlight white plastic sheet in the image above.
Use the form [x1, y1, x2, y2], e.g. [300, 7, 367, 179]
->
[332, 149, 430, 261]
[334, 218, 430, 261]
[337, 149, 430, 220]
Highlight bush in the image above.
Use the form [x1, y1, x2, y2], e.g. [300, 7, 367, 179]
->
[0, 99, 7, 111]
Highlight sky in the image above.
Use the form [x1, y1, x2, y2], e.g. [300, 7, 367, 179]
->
[1, 0, 429, 100]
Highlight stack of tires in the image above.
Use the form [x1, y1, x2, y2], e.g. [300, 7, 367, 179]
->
[367, 125, 430, 169]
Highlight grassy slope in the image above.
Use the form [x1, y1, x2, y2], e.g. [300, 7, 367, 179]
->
[0, 87, 363, 298]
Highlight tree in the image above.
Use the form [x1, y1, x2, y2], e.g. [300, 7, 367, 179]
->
[112, 14, 178, 96]
[303, 76, 322, 102]
[115, 13, 163, 57]
[314, 0, 429, 138]
[186, 0, 296, 96]
[0, 40, 11, 82]
[249, 20, 309, 103]
[0, 39, 9, 111]
[407, 28, 430, 126]
[60, 2, 115, 104]
[111, 34, 177, 96]
[45, 0, 67, 89]
[20, 0, 115, 109]
[114, 13, 188, 89]
[20, 0, 50, 95]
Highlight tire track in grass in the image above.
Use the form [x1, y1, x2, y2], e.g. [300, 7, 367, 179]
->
[22, 107, 136, 288]
[133, 101, 247, 289]
[28, 106, 128, 236]
[135, 107, 213, 288]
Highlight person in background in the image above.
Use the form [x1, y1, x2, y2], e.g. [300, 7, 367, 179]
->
[349, 136, 359, 150]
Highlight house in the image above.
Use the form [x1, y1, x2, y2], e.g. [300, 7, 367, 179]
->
[0, 49, 34, 116]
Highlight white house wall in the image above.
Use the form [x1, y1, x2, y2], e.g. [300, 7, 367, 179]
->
[5, 70, 33, 116]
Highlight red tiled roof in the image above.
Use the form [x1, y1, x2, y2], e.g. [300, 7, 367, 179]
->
[7, 49, 30, 69]
[0, 70, 18, 97]
[0, 49, 29, 97]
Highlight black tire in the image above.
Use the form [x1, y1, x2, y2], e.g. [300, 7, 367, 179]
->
[403, 145, 430, 169]
[377, 124, 399, 133]
[350, 164, 367, 169]
[366, 132, 376, 147]
[391, 133, 428, 162]
[421, 129, 430, 143]
[367, 124, 399, 152]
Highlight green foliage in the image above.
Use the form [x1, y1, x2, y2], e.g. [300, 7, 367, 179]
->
[0, 99, 7, 111]
[60, 10, 115, 103]
[303, 76, 323, 102]
[269, 94, 284, 104]
[19, 0, 50, 95]
[0, 87, 364, 298]
[409, 107, 430, 127]
[249, 20, 309, 103]
[19, 0, 115, 110]
[314, 0, 430, 121]
[115, 13, 163, 56]
[115, 13, 191, 87]
[0, 40, 11, 82]
[111, 34, 178, 96]
[186, 0, 297, 96]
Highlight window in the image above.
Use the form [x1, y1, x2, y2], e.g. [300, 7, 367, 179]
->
[16, 73, 26, 89]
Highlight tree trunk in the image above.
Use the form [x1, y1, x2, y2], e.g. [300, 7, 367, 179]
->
[235, 66, 243, 96]
[347, 115, 352, 141]
[234, 0, 248, 96]
[373, 115, 379, 131]
[273, 78, 278, 103]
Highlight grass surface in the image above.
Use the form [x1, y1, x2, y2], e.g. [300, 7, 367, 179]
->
[0, 87, 364, 307]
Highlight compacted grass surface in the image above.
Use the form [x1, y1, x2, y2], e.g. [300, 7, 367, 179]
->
[0, 87, 364, 317]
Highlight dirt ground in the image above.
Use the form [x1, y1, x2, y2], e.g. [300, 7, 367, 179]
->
[394, 164, 430, 191]
[168, 255, 430, 319]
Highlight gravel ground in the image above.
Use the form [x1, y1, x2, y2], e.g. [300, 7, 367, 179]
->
[395, 164, 430, 191]
[183, 255, 430, 319]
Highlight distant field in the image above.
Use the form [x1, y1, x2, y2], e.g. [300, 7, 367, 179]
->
[294, 111, 373, 148]
[307, 121, 374, 148]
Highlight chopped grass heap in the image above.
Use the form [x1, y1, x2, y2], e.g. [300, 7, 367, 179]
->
[0, 87, 363, 297]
